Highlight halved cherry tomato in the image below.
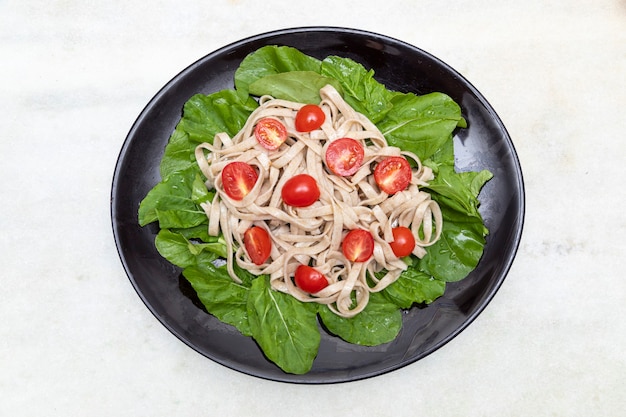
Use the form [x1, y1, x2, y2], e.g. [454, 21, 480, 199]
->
[373, 156, 412, 194]
[243, 226, 271, 265]
[325, 138, 365, 177]
[294, 265, 329, 293]
[295, 104, 325, 132]
[281, 174, 320, 207]
[389, 226, 416, 258]
[221, 161, 258, 201]
[342, 229, 375, 262]
[254, 118, 288, 150]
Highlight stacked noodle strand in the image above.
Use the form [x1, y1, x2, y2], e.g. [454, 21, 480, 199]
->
[194, 85, 442, 318]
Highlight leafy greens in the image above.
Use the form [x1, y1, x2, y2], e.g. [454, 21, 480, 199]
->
[138, 45, 492, 374]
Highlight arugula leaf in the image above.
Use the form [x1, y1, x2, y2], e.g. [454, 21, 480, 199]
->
[138, 167, 210, 228]
[318, 292, 402, 346]
[246, 276, 320, 374]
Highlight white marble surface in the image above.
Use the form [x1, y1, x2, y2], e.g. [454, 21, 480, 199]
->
[2, 0, 625, 415]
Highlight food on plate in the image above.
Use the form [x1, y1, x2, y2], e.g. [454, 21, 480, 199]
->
[138, 45, 493, 374]
[194, 84, 441, 318]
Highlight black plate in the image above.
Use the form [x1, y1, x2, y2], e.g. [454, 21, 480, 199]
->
[111, 27, 524, 384]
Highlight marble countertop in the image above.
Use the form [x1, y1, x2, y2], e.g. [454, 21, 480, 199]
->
[2, 1, 625, 415]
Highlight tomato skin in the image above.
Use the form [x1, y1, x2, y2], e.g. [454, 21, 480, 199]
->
[243, 226, 272, 265]
[294, 265, 329, 293]
[254, 118, 288, 150]
[342, 229, 375, 262]
[325, 138, 365, 177]
[389, 226, 416, 257]
[295, 104, 325, 132]
[373, 156, 412, 194]
[221, 161, 258, 201]
[281, 174, 320, 207]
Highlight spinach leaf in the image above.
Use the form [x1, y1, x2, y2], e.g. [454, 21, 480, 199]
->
[377, 92, 464, 160]
[153, 227, 252, 335]
[235, 45, 322, 96]
[183, 265, 252, 336]
[425, 164, 493, 219]
[159, 127, 196, 179]
[138, 167, 210, 228]
[171, 223, 213, 243]
[248, 71, 342, 104]
[418, 207, 487, 282]
[318, 292, 402, 346]
[155, 228, 228, 267]
[176, 90, 258, 144]
[417, 160, 491, 282]
[382, 269, 447, 308]
[321, 55, 395, 123]
[159, 90, 256, 179]
[246, 276, 320, 374]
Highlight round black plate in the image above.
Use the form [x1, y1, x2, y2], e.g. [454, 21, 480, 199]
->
[111, 27, 524, 384]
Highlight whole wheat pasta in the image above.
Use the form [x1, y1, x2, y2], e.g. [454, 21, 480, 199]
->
[194, 85, 442, 318]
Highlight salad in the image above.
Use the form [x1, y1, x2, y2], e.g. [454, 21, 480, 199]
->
[138, 45, 492, 374]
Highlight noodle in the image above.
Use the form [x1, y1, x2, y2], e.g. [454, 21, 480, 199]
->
[194, 85, 442, 318]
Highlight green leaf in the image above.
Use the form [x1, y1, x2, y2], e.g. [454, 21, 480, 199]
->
[235, 45, 322, 96]
[248, 71, 342, 104]
[138, 166, 208, 228]
[154, 228, 226, 268]
[419, 205, 487, 282]
[246, 276, 320, 374]
[183, 265, 252, 336]
[377, 92, 463, 160]
[155, 229, 203, 268]
[318, 292, 402, 346]
[160, 127, 197, 179]
[171, 224, 214, 244]
[419, 163, 491, 282]
[382, 269, 447, 308]
[425, 165, 492, 218]
[177, 90, 258, 144]
[321, 55, 395, 123]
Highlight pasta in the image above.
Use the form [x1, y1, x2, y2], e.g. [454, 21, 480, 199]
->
[194, 85, 442, 318]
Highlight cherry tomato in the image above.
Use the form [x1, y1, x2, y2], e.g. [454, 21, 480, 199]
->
[389, 226, 416, 258]
[243, 226, 272, 265]
[373, 156, 412, 194]
[342, 229, 375, 262]
[294, 265, 329, 293]
[281, 174, 320, 207]
[221, 161, 258, 201]
[295, 104, 325, 132]
[325, 138, 365, 177]
[254, 118, 288, 150]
